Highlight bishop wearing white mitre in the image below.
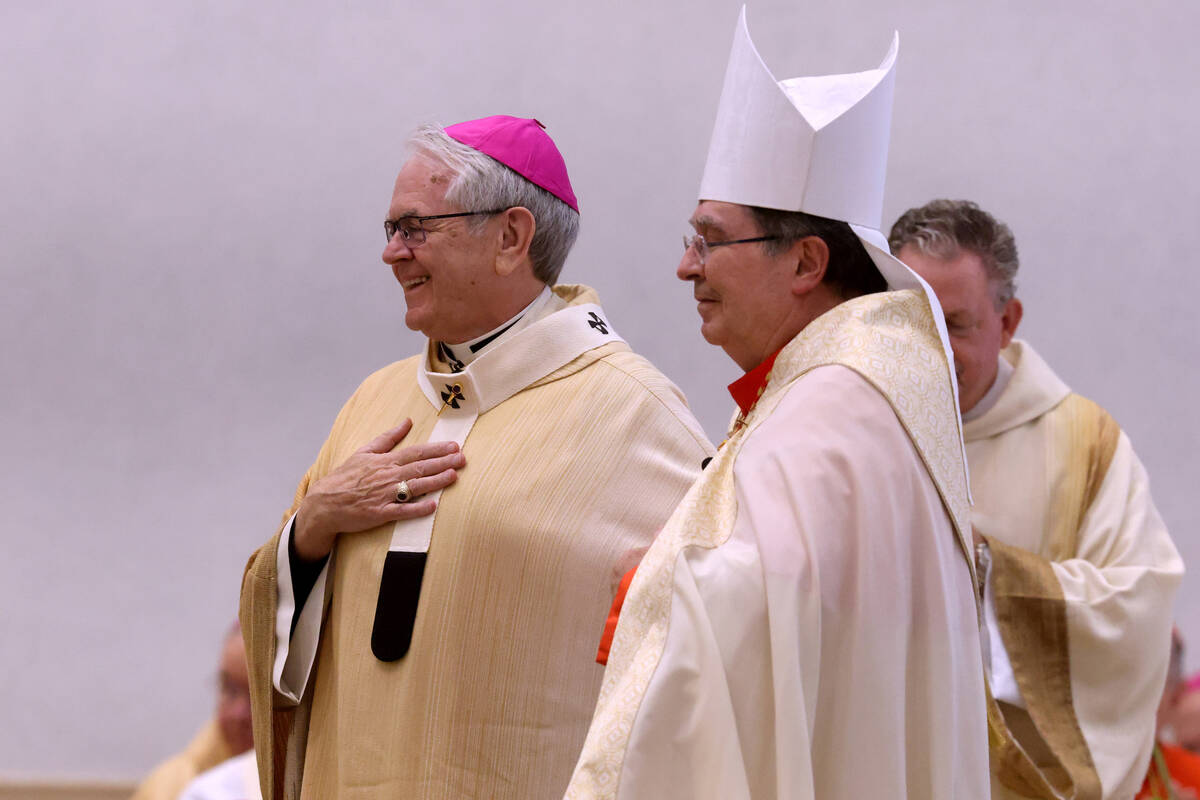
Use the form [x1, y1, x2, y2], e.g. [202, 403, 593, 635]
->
[566, 8, 990, 800]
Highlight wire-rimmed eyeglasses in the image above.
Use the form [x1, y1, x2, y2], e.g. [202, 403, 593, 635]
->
[682, 233, 780, 265]
[384, 209, 508, 248]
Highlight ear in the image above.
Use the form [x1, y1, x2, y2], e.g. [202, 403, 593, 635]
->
[494, 206, 537, 277]
[790, 236, 830, 296]
[999, 297, 1023, 348]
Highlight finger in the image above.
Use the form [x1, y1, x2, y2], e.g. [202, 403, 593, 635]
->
[391, 439, 461, 465]
[397, 451, 466, 480]
[383, 497, 438, 521]
[400, 468, 460, 499]
[359, 420, 414, 454]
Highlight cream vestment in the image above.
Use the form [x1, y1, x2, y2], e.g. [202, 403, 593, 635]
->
[179, 751, 263, 800]
[566, 291, 989, 799]
[968, 340, 1182, 800]
[240, 285, 713, 799]
[130, 719, 236, 800]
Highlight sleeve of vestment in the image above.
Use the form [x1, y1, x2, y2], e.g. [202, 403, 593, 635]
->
[267, 513, 330, 703]
[986, 432, 1183, 800]
[284, 520, 328, 639]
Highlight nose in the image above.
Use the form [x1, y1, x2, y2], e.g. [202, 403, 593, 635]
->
[677, 247, 703, 282]
[382, 233, 414, 265]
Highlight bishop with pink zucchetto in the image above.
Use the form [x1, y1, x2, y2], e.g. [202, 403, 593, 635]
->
[239, 115, 714, 799]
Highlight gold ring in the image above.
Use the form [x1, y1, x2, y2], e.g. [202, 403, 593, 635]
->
[395, 480, 413, 503]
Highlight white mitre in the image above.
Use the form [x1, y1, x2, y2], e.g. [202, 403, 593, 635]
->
[700, 6, 968, 437]
[701, 6, 922, 293]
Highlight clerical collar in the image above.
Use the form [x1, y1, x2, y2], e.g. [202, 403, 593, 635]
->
[962, 353, 1014, 423]
[728, 349, 782, 418]
[436, 287, 556, 372]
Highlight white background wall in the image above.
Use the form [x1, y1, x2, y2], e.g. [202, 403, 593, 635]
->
[2, 0, 1196, 781]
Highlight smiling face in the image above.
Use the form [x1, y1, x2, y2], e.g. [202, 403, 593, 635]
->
[381, 154, 510, 344]
[677, 201, 806, 371]
[898, 245, 1022, 413]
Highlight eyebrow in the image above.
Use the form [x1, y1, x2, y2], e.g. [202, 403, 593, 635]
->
[387, 208, 422, 220]
[689, 214, 726, 234]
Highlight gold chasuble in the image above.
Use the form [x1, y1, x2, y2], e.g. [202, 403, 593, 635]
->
[965, 341, 1182, 800]
[567, 290, 990, 799]
[240, 285, 713, 799]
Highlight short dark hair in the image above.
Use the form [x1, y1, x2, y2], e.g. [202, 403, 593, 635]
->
[747, 206, 887, 299]
[888, 199, 1019, 309]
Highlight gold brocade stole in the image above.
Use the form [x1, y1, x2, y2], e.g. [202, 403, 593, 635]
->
[1046, 394, 1121, 561]
[569, 289, 974, 800]
[757, 290, 974, 569]
[987, 393, 1121, 800]
[706, 288, 974, 575]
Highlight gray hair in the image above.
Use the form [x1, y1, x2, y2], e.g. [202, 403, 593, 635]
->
[888, 199, 1019, 308]
[405, 124, 579, 285]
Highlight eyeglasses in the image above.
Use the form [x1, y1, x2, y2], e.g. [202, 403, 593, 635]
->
[384, 209, 508, 248]
[682, 233, 780, 265]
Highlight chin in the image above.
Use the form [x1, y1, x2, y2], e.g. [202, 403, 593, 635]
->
[404, 309, 432, 335]
[220, 724, 255, 755]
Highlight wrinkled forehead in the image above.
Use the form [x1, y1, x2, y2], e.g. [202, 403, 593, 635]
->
[688, 200, 756, 234]
[900, 248, 997, 313]
[388, 153, 457, 217]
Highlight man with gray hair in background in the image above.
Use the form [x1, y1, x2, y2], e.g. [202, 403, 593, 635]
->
[240, 115, 711, 799]
[891, 199, 1182, 800]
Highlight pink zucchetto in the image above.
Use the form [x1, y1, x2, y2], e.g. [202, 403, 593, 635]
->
[444, 115, 579, 213]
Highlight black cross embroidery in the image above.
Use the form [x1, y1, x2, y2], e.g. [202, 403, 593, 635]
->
[587, 312, 609, 334]
[438, 383, 465, 416]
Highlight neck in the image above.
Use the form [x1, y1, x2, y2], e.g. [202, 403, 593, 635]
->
[445, 281, 545, 345]
[732, 291, 844, 372]
[437, 286, 553, 370]
[962, 353, 1013, 421]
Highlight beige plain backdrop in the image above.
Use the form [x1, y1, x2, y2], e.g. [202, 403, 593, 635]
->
[1, 0, 1196, 783]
